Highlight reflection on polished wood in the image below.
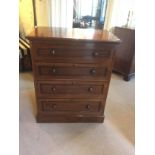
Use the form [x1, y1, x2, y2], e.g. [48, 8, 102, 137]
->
[27, 27, 121, 43]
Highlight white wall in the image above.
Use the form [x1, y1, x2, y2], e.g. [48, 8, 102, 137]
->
[104, 0, 135, 30]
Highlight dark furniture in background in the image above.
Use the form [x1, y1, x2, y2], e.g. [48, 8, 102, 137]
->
[113, 27, 135, 81]
[27, 27, 120, 123]
[19, 0, 37, 72]
[19, 36, 32, 72]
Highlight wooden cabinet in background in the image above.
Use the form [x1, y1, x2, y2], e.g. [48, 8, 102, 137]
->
[27, 27, 120, 123]
[113, 27, 135, 81]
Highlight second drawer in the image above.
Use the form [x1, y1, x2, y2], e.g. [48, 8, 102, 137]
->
[34, 63, 110, 80]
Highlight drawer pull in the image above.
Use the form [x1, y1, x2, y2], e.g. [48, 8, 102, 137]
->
[50, 68, 56, 73]
[88, 87, 93, 92]
[90, 69, 96, 75]
[72, 81, 77, 85]
[50, 50, 55, 55]
[86, 104, 90, 110]
[52, 104, 56, 109]
[93, 52, 99, 57]
[51, 87, 56, 92]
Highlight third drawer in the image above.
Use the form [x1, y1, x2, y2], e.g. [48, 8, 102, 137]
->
[35, 81, 108, 99]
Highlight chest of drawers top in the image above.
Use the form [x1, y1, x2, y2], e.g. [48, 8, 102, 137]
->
[27, 27, 120, 43]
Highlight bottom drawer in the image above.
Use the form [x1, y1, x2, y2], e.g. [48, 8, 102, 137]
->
[38, 99, 102, 114]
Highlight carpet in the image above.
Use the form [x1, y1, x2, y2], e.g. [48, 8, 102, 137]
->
[19, 72, 135, 155]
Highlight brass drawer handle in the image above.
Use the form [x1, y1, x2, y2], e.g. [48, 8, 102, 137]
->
[50, 50, 55, 55]
[93, 52, 99, 57]
[88, 87, 93, 92]
[90, 69, 96, 75]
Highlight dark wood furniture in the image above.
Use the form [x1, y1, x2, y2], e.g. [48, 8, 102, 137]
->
[113, 27, 135, 81]
[19, 36, 32, 72]
[27, 27, 120, 123]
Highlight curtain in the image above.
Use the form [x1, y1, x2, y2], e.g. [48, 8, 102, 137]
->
[73, 0, 104, 19]
[35, 0, 49, 26]
[19, 0, 34, 38]
[49, 0, 73, 28]
[19, 0, 50, 38]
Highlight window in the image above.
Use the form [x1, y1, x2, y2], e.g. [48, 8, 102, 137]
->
[73, 0, 107, 29]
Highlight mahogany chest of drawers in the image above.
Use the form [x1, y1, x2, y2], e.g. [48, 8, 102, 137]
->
[27, 27, 120, 123]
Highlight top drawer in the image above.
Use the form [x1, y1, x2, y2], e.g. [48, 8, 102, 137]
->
[32, 41, 114, 63]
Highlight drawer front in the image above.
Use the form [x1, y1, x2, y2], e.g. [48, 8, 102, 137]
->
[35, 47, 111, 59]
[32, 41, 114, 63]
[38, 99, 101, 114]
[35, 63, 109, 80]
[35, 81, 107, 98]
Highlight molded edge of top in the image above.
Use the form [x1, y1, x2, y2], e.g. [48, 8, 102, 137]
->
[26, 27, 121, 44]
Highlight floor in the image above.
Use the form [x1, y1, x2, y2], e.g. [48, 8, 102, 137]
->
[19, 72, 135, 155]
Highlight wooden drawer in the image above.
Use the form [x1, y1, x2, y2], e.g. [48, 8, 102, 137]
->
[35, 63, 110, 80]
[35, 46, 112, 59]
[32, 41, 114, 63]
[35, 81, 108, 98]
[38, 99, 102, 114]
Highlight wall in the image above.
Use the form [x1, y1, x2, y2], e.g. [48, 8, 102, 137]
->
[104, 0, 135, 30]
[19, 0, 34, 37]
[19, 0, 49, 38]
